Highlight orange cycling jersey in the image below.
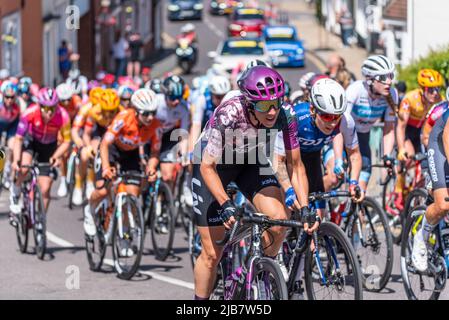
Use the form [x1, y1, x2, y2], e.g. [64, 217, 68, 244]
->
[73, 103, 94, 130]
[399, 88, 442, 128]
[84, 104, 124, 129]
[104, 109, 162, 152]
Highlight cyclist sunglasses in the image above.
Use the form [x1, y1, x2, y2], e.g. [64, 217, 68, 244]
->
[138, 110, 157, 117]
[374, 73, 394, 84]
[425, 87, 441, 94]
[167, 95, 182, 102]
[40, 105, 56, 113]
[316, 111, 342, 122]
[3, 95, 15, 100]
[252, 98, 282, 113]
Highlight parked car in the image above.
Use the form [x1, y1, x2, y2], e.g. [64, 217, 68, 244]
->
[263, 25, 305, 67]
[228, 8, 266, 38]
[209, 0, 243, 15]
[208, 37, 270, 74]
[168, 0, 203, 21]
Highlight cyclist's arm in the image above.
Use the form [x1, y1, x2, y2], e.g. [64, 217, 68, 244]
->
[347, 146, 362, 182]
[421, 122, 431, 148]
[12, 135, 23, 168]
[52, 121, 72, 160]
[285, 147, 309, 207]
[82, 118, 94, 147]
[332, 133, 344, 162]
[383, 121, 395, 157]
[396, 107, 409, 154]
[147, 129, 162, 175]
[71, 126, 84, 149]
[99, 137, 112, 174]
[200, 150, 229, 206]
[273, 152, 292, 192]
[189, 99, 205, 153]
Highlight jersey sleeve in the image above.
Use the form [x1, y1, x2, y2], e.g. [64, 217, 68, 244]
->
[60, 109, 72, 142]
[340, 114, 359, 150]
[344, 83, 357, 116]
[150, 125, 163, 154]
[104, 111, 127, 143]
[72, 104, 90, 129]
[273, 131, 286, 157]
[180, 102, 191, 131]
[280, 104, 299, 151]
[16, 108, 32, 137]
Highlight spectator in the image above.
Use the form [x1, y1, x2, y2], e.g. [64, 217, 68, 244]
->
[335, 68, 353, 89]
[325, 53, 344, 79]
[58, 40, 72, 80]
[127, 32, 144, 79]
[113, 32, 129, 79]
[140, 67, 152, 88]
[336, 5, 354, 48]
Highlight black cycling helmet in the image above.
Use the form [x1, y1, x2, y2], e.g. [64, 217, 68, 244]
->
[145, 78, 163, 94]
[162, 75, 185, 100]
[284, 81, 291, 99]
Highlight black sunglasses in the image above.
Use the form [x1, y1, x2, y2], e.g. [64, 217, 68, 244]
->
[4, 95, 15, 100]
[138, 110, 156, 117]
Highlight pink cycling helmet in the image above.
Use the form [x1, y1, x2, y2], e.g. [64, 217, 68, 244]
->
[37, 87, 59, 107]
[237, 66, 285, 102]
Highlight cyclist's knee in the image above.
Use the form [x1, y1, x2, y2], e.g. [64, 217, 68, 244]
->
[433, 199, 449, 218]
[199, 249, 221, 270]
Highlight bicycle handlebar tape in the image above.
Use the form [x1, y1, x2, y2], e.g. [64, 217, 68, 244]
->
[0, 149, 5, 175]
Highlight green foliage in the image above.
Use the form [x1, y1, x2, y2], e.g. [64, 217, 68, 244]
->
[397, 45, 449, 91]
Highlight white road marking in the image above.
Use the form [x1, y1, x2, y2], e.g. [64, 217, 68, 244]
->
[46, 230, 194, 291]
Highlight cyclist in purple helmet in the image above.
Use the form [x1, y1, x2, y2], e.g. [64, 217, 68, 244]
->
[191, 65, 312, 300]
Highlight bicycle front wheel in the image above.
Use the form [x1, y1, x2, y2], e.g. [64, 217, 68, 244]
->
[67, 153, 77, 210]
[248, 257, 288, 300]
[85, 205, 107, 271]
[15, 211, 29, 253]
[150, 181, 175, 261]
[304, 222, 363, 300]
[112, 195, 145, 280]
[33, 185, 46, 260]
[400, 205, 443, 300]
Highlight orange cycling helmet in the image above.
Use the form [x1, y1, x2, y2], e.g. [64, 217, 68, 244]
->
[99, 89, 120, 111]
[417, 69, 444, 88]
[89, 87, 104, 106]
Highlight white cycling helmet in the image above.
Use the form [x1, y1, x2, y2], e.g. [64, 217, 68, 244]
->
[299, 72, 316, 90]
[69, 69, 80, 80]
[290, 89, 305, 104]
[246, 59, 269, 70]
[209, 76, 231, 96]
[361, 55, 395, 78]
[56, 83, 73, 101]
[181, 23, 195, 34]
[0, 69, 10, 80]
[131, 88, 158, 112]
[311, 78, 347, 115]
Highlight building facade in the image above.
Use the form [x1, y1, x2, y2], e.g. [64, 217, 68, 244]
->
[0, 0, 162, 86]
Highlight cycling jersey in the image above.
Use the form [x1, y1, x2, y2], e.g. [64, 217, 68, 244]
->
[345, 80, 398, 133]
[155, 94, 190, 134]
[427, 108, 449, 190]
[274, 102, 358, 156]
[399, 89, 440, 129]
[104, 108, 163, 152]
[422, 101, 449, 140]
[16, 104, 71, 144]
[84, 104, 123, 129]
[191, 88, 215, 130]
[0, 102, 20, 123]
[72, 103, 94, 130]
[61, 95, 83, 121]
[201, 94, 299, 160]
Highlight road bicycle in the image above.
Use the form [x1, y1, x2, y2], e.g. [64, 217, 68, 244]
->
[66, 146, 81, 210]
[12, 162, 56, 260]
[401, 198, 449, 300]
[142, 171, 176, 261]
[85, 170, 145, 280]
[325, 190, 393, 292]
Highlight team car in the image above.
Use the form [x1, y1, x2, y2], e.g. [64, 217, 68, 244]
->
[263, 25, 305, 67]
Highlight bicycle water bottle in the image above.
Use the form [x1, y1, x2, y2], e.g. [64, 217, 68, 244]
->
[331, 201, 345, 226]
[439, 215, 449, 269]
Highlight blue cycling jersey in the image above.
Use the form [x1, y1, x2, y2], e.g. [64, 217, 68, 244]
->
[275, 102, 358, 155]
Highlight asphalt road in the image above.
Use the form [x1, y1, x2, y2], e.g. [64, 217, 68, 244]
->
[1, 0, 447, 300]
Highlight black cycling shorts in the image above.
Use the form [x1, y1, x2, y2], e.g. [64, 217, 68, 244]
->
[301, 151, 325, 209]
[23, 136, 57, 176]
[427, 131, 449, 190]
[159, 128, 180, 163]
[192, 163, 280, 227]
[405, 125, 422, 154]
[92, 124, 107, 141]
[94, 143, 141, 186]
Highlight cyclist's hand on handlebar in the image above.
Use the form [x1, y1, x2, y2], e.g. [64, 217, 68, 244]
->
[50, 156, 60, 168]
[397, 148, 408, 162]
[12, 161, 20, 173]
[301, 207, 320, 235]
[285, 187, 301, 211]
[349, 180, 364, 203]
[382, 155, 394, 167]
[102, 167, 114, 180]
[221, 200, 237, 230]
[146, 168, 157, 183]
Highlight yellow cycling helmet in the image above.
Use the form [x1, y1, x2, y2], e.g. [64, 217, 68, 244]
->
[183, 83, 190, 101]
[89, 87, 104, 106]
[99, 89, 120, 111]
[417, 69, 444, 88]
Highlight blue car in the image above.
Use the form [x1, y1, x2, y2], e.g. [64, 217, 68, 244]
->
[263, 25, 305, 67]
[168, 0, 203, 21]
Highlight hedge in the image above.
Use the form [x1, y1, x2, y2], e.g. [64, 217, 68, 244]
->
[397, 45, 449, 91]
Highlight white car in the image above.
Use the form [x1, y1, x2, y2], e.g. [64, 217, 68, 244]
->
[208, 37, 271, 74]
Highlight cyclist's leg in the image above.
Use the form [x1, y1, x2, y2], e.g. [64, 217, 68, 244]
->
[160, 162, 177, 190]
[357, 131, 371, 192]
[322, 145, 338, 191]
[89, 141, 114, 210]
[192, 163, 237, 299]
[38, 175, 53, 212]
[159, 129, 179, 190]
[57, 135, 70, 197]
[35, 141, 58, 211]
[395, 126, 419, 195]
[302, 151, 326, 217]
[237, 163, 289, 258]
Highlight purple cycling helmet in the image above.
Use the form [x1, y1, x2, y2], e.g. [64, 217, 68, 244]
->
[238, 66, 285, 102]
[37, 87, 59, 107]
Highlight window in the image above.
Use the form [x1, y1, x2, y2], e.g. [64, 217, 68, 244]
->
[1, 11, 22, 76]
